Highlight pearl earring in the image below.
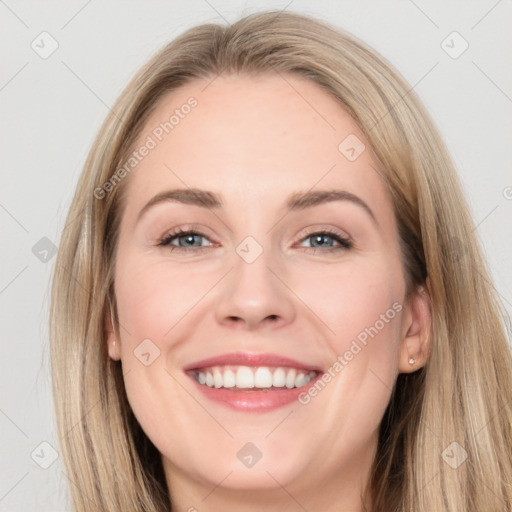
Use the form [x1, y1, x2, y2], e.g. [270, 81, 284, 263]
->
[409, 357, 415, 365]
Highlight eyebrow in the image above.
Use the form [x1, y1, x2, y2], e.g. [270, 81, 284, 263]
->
[136, 187, 377, 225]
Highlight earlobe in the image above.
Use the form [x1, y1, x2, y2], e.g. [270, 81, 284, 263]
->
[104, 303, 121, 361]
[398, 282, 432, 373]
[108, 339, 120, 361]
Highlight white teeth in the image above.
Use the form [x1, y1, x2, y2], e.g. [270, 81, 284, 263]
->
[223, 369, 236, 388]
[236, 366, 254, 388]
[272, 368, 286, 387]
[213, 367, 223, 388]
[285, 368, 296, 389]
[254, 367, 273, 388]
[194, 366, 318, 390]
[295, 373, 306, 387]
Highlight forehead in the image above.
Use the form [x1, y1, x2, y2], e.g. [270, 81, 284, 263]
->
[120, 72, 391, 222]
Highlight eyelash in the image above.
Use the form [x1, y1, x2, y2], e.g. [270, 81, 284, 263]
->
[157, 227, 353, 254]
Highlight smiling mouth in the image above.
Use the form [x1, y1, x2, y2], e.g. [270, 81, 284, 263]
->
[187, 365, 320, 391]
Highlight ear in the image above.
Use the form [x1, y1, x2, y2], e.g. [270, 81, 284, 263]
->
[104, 302, 121, 361]
[398, 278, 432, 373]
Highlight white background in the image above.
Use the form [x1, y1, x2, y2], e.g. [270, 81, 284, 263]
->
[1, 1, 511, 510]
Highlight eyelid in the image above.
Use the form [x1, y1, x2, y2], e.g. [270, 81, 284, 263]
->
[296, 224, 352, 243]
[157, 224, 218, 247]
[157, 222, 215, 239]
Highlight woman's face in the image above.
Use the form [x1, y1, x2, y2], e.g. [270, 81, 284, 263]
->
[108, 73, 428, 509]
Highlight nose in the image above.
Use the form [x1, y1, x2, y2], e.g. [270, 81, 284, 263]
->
[214, 245, 296, 331]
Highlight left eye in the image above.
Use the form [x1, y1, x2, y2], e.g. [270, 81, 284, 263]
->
[158, 229, 353, 252]
[298, 231, 352, 251]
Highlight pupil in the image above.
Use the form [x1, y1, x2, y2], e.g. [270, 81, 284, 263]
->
[315, 235, 328, 246]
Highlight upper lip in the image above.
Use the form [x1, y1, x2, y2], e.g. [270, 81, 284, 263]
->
[183, 351, 323, 372]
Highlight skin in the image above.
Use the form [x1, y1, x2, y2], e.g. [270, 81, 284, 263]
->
[105, 73, 431, 512]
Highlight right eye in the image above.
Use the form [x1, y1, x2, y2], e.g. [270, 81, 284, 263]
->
[158, 228, 214, 252]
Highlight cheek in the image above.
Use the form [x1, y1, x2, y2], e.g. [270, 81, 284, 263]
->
[295, 264, 403, 445]
[297, 259, 403, 350]
[112, 255, 210, 451]
[299, 259, 403, 407]
[114, 255, 209, 343]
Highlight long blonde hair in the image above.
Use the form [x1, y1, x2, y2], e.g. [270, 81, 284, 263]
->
[50, 10, 512, 511]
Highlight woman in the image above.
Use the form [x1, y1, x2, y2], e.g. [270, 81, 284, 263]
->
[49, 10, 512, 512]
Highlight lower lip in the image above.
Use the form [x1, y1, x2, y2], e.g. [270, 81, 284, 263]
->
[185, 371, 323, 412]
